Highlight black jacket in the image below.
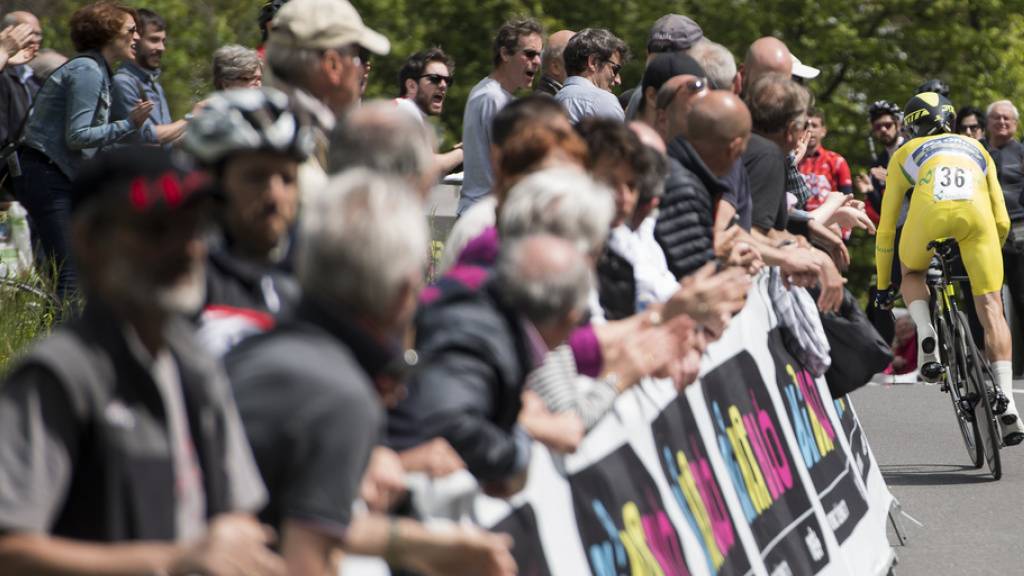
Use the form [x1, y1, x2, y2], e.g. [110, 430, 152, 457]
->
[655, 137, 728, 279]
[0, 65, 40, 145]
[596, 245, 636, 321]
[387, 279, 535, 482]
[10, 302, 236, 541]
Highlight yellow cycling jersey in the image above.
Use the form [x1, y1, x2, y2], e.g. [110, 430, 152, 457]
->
[875, 133, 1010, 294]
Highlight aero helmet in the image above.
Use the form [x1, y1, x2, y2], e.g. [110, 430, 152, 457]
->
[903, 92, 956, 138]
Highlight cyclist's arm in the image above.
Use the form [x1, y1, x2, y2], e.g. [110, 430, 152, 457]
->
[984, 152, 1010, 245]
[875, 153, 910, 290]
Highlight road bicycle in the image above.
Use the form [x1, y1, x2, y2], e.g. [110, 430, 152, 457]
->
[927, 238, 1004, 480]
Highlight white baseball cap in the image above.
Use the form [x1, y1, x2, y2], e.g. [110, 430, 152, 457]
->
[791, 54, 820, 79]
[268, 0, 390, 56]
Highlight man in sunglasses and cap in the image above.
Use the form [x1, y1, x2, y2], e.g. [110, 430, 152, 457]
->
[263, 0, 389, 186]
[0, 148, 284, 575]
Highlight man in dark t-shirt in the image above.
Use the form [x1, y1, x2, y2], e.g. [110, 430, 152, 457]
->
[743, 131, 788, 232]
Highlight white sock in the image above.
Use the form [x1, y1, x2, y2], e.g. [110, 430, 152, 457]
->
[993, 361, 1018, 416]
[907, 300, 937, 363]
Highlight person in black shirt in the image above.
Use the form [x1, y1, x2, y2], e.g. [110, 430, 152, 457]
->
[986, 99, 1024, 368]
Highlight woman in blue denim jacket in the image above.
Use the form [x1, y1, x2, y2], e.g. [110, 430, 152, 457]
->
[14, 2, 152, 298]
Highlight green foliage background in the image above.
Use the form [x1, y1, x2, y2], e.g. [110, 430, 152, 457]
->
[5, 0, 1024, 292]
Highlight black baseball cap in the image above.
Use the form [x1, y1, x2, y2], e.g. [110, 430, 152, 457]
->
[71, 147, 213, 215]
[642, 52, 707, 94]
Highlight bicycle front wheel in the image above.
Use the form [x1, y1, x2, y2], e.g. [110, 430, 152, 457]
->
[957, 311, 1001, 480]
[936, 309, 983, 468]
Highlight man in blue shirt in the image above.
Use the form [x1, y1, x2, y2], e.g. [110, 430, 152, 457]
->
[554, 28, 629, 124]
[111, 9, 192, 146]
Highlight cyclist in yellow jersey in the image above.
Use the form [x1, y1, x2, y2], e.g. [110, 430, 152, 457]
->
[875, 92, 1023, 445]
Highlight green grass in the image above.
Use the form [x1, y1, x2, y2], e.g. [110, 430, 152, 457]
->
[0, 274, 64, 373]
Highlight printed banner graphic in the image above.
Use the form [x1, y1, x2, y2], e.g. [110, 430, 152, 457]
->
[702, 351, 831, 575]
[766, 329, 870, 545]
[651, 393, 754, 576]
[570, 444, 691, 576]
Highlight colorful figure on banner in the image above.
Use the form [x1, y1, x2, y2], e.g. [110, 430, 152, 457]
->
[571, 445, 690, 576]
[652, 396, 751, 576]
[589, 496, 689, 576]
[710, 394, 794, 523]
[783, 364, 837, 467]
[768, 327, 870, 545]
[702, 352, 830, 575]
[661, 443, 734, 573]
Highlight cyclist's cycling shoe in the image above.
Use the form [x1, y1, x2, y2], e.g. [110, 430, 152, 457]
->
[920, 362, 944, 382]
[918, 337, 943, 382]
[1000, 412, 1024, 446]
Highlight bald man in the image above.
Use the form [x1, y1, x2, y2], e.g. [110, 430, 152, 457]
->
[686, 91, 751, 177]
[654, 73, 708, 144]
[629, 120, 666, 155]
[652, 73, 734, 279]
[0, 11, 42, 147]
[535, 30, 575, 96]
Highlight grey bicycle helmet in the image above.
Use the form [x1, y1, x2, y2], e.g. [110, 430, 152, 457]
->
[868, 99, 901, 122]
[183, 87, 315, 167]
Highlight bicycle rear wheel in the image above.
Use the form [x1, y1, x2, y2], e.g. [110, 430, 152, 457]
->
[936, 309, 983, 467]
[957, 311, 1001, 480]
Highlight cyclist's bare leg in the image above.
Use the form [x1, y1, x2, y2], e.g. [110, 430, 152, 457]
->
[900, 266, 942, 379]
[974, 290, 1023, 443]
[974, 291, 1011, 362]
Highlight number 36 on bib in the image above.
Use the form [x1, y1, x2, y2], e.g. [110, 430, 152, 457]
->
[932, 166, 973, 201]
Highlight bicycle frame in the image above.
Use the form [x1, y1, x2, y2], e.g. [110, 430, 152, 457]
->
[926, 239, 1003, 478]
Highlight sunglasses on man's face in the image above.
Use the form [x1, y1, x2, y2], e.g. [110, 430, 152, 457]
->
[606, 61, 622, 76]
[419, 73, 453, 86]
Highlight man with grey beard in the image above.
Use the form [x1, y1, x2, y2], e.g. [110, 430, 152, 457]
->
[0, 148, 284, 575]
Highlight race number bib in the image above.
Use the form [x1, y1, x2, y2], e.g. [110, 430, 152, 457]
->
[933, 165, 972, 201]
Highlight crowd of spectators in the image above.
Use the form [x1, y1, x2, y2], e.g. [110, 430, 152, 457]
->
[1, 0, 1023, 574]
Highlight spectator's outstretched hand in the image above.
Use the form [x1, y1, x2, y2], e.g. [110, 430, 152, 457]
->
[815, 251, 846, 313]
[663, 263, 751, 339]
[399, 437, 466, 478]
[169, 513, 286, 576]
[828, 205, 876, 234]
[407, 526, 517, 576]
[854, 173, 873, 195]
[360, 446, 408, 513]
[518, 390, 584, 454]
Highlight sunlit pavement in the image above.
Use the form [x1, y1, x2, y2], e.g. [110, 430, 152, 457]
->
[853, 381, 1024, 574]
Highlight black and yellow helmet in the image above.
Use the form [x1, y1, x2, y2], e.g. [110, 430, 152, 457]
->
[903, 92, 957, 138]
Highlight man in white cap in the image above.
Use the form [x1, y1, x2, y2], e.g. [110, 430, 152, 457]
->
[740, 36, 818, 96]
[791, 54, 820, 82]
[264, 0, 390, 171]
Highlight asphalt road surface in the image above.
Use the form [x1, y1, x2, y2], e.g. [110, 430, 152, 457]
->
[853, 381, 1024, 575]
